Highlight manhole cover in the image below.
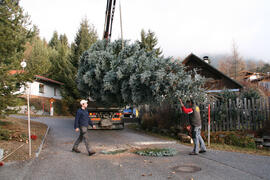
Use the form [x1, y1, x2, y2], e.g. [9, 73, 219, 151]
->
[173, 165, 201, 173]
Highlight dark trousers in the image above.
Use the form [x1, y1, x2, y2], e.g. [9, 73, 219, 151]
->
[73, 126, 91, 152]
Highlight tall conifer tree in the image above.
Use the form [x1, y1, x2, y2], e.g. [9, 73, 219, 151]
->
[49, 31, 60, 49]
[71, 18, 98, 69]
[0, 0, 34, 117]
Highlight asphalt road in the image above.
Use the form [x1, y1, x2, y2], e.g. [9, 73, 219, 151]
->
[1, 116, 270, 180]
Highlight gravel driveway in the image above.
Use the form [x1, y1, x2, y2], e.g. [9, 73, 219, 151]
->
[0, 116, 269, 180]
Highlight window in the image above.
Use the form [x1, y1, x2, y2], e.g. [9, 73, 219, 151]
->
[54, 87, 57, 96]
[39, 84, 44, 93]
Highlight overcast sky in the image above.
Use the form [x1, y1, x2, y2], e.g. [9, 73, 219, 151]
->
[20, 0, 270, 62]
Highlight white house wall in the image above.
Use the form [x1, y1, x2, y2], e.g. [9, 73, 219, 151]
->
[30, 81, 62, 99]
[15, 81, 62, 100]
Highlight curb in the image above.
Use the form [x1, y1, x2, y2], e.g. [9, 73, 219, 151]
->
[35, 125, 50, 157]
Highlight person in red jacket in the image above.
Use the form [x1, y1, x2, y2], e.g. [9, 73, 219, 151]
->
[179, 98, 206, 155]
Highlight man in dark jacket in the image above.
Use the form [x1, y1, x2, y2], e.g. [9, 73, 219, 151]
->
[72, 100, 96, 156]
[179, 98, 206, 155]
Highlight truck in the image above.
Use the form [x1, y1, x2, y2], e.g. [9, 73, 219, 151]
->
[88, 107, 124, 129]
[86, 0, 125, 130]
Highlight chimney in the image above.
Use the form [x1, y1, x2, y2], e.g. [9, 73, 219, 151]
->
[203, 56, 209, 64]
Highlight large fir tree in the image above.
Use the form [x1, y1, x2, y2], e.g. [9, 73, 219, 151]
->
[59, 34, 69, 47]
[47, 33, 79, 114]
[71, 18, 98, 69]
[24, 35, 52, 76]
[77, 40, 206, 107]
[48, 31, 60, 49]
[0, 0, 34, 117]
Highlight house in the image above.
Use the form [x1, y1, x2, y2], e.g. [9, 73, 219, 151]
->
[259, 75, 270, 92]
[13, 74, 63, 101]
[182, 53, 243, 92]
[10, 70, 64, 115]
[239, 71, 264, 82]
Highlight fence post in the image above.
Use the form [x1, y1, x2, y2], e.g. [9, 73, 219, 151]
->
[265, 98, 268, 127]
[208, 104, 211, 146]
[229, 99, 233, 130]
[252, 98, 256, 130]
[226, 100, 229, 131]
[213, 102, 216, 132]
[248, 99, 252, 130]
[259, 98, 263, 129]
[236, 98, 240, 130]
[219, 101, 222, 131]
[244, 98, 248, 130]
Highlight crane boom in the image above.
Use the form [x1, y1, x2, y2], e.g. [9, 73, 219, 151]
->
[103, 0, 116, 40]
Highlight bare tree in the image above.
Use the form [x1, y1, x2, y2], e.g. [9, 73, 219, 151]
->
[218, 41, 246, 79]
[231, 41, 246, 79]
[246, 60, 257, 71]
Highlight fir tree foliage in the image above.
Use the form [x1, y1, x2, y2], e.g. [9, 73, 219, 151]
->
[78, 40, 206, 107]
[59, 34, 69, 47]
[24, 36, 52, 76]
[48, 31, 72, 81]
[48, 31, 60, 49]
[139, 29, 162, 57]
[0, 0, 34, 117]
[0, 0, 33, 66]
[48, 32, 80, 114]
[71, 18, 98, 69]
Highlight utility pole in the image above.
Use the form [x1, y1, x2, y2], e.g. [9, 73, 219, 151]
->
[119, 0, 124, 49]
[20, 61, 31, 157]
[27, 84, 31, 157]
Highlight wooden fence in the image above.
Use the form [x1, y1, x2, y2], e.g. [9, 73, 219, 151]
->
[196, 98, 270, 132]
[139, 98, 270, 132]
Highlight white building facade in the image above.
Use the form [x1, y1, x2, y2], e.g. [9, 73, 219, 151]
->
[16, 75, 63, 100]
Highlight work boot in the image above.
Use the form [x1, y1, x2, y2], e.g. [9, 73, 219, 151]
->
[88, 150, 96, 156]
[189, 152, 199, 155]
[199, 150, 206, 153]
[72, 148, 81, 153]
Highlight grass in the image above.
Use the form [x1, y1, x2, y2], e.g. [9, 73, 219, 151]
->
[0, 121, 13, 126]
[127, 124, 270, 156]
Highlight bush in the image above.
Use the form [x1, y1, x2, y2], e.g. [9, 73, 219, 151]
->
[221, 89, 238, 102]
[240, 88, 261, 100]
[15, 97, 26, 106]
[30, 98, 44, 111]
[0, 127, 10, 141]
[209, 131, 256, 148]
[141, 113, 156, 130]
[224, 133, 256, 148]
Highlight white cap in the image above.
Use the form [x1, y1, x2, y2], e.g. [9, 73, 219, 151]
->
[80, 99, 88, 105]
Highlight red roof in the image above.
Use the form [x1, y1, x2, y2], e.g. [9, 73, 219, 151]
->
[9, 70, 64, 85]
[35, 75, 64, 85]
[9, 70, 24, 75]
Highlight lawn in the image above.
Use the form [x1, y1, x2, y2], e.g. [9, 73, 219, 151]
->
[0, 117, 48, 162]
